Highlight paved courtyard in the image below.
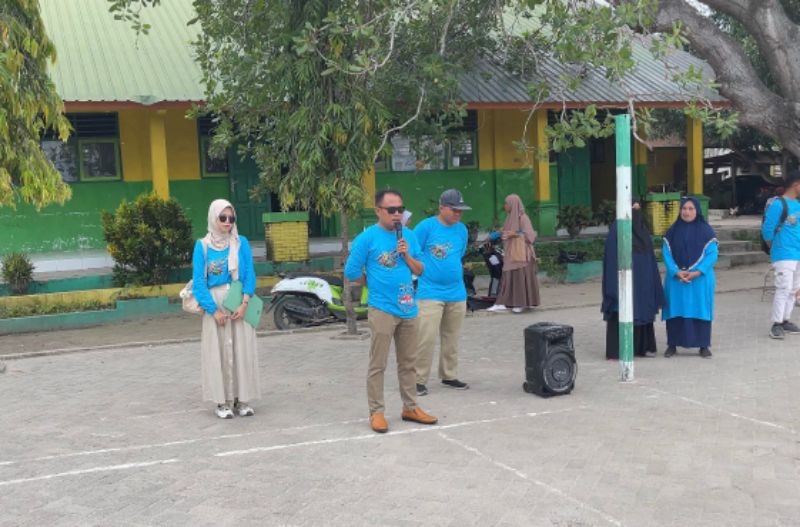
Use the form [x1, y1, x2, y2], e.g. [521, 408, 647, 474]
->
[1, 287, 799, 526]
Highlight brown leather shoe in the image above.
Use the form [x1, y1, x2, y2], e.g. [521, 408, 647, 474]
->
[370, 413, 388, 433]
[401, 407, 438, 425]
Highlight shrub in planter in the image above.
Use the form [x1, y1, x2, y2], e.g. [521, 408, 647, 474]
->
[1, 252, 35, 295]
[102, 193, 194, 286]
[592, 199, 616, 226]
[557, 205, 593, 238]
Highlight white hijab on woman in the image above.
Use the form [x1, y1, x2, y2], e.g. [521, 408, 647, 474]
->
[203, 199, 240, 280]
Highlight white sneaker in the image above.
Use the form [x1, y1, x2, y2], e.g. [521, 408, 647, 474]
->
[486, 304, 507, 312]
[234, 401, 255, 417]
[511, 307, 523, 313]
[215, 404, 234, 419]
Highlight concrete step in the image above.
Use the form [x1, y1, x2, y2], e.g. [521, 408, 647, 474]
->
[717, 251, 770, 269]
[715, 227, 761, 242]
[717, 240, 759, 254]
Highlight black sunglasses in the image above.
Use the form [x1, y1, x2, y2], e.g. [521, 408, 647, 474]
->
[218, 214, 236, 224]
[378, 206, 405, 215]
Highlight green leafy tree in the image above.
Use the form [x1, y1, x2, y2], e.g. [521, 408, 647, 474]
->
[110, 0, 499, 333]
[0, 0, 72, 208]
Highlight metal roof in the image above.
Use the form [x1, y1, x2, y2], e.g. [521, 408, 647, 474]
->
[40, 0, 204, 105]
[40, 0, 724, 108]
[461, 38, 727, 107]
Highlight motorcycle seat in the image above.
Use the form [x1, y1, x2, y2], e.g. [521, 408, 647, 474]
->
[282, 273, 344, 287]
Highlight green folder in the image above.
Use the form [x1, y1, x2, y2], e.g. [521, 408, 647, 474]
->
[223, 280, 263, 328]
[222, 281, 244, 312]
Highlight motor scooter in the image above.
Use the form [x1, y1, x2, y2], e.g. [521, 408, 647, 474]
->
[267, 274, 369, 330]
[465, 238, 504, 311]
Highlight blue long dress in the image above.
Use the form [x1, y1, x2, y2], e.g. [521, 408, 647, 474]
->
[661, 197, 718, 349]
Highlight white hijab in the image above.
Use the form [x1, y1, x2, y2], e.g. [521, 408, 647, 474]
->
[203, 199, 240, 280]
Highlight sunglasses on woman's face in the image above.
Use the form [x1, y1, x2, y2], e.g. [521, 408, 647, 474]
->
[218, 214, 236, 224]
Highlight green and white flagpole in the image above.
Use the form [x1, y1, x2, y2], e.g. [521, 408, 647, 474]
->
[615, 114, 634, 382]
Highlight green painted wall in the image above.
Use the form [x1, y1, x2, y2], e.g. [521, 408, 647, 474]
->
[0, 181, 152, 254]
[0, 179, 231, 255]
[171, 179, 230, 239]
[373, 168, 536, 230]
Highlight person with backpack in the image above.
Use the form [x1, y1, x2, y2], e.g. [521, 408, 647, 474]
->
[762, 170, 800, 339]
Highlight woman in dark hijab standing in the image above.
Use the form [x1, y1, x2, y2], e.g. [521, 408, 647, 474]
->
[661, 196, 718, 358]
[602, 203, 665, 359]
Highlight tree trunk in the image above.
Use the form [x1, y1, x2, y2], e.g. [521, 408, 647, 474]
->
[647, 0, 800, 161]
[340, 211, 358, 335]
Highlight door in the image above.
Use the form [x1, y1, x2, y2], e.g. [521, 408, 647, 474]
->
[228, 150, 271, 239]
[557, 146, 592, 208]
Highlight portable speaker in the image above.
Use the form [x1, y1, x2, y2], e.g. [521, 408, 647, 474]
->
[523, 322, 577, 397]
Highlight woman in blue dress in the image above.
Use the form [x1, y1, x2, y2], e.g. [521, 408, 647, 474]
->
[662, 197, 718, 358]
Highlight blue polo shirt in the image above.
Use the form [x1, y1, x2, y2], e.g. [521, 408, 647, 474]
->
[344, 224, 422, 318]
[414, 217, 468, 302]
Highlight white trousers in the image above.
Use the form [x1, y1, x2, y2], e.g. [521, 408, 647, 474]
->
[771, 260, 800, 323]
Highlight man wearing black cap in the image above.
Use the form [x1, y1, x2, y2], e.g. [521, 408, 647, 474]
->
[413, 189, 471, 396]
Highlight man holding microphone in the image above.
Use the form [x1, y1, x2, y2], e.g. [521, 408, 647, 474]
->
[345, 189, 438, 433]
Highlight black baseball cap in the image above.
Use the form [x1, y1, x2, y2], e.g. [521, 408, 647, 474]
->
[439, 189, 471, 210]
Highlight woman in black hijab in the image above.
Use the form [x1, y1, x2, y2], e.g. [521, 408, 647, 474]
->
[601, 203, 665, 359]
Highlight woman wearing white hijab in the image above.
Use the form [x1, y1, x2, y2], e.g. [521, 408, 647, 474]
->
[192, 199, 260, 418]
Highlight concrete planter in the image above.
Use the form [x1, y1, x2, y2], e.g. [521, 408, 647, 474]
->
[263, 211, 310, 262]
[0, 297, 180, 335]
[565, 260, 603, 283]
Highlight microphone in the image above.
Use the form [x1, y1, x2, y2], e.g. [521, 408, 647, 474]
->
[394, 221, 403, 240]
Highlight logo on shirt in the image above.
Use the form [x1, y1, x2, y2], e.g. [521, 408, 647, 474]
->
[377, 251, 399, 268]
[208, 257, 226, 276]
[397, 283, 415, 313]
[430, 242, 452, 261]
[788, 214, 798, 226]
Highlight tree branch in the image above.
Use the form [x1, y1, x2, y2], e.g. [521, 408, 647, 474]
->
[698, 0, 800, 98]
[653, 0, 800, 158]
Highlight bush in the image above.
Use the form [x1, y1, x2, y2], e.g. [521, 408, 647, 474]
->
[557, 205, 593, 238]
[592, 199, 616, 226]
[102, 193, 194, 286]
[1, 252, 35, 295]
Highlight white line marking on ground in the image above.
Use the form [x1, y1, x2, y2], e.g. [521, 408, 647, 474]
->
[437, 432, 624, 527]
[0, 418, 368, 466]
[215, 407, 583, 458]
[0, 459, 179, 488]
[644, 386, 797, 435]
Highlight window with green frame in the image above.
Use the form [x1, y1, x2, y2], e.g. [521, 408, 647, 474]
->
[198, 116, 229, 178]
[78, 138, 122, 181]
[200, 136, 229, 178]
[448, 132, 477, 169]
[40, 113, 122, 182]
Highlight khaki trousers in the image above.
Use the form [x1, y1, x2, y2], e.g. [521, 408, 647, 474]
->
[415, 299, 467, 385]
[367, 307, 419, 415]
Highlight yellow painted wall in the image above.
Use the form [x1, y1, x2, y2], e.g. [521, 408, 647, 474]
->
[647, 147, 686, 188]
[492, 109, 536, 169]
[477, 109, 496, 171]
[166, 110, 201, 181]
[119, 109, 152, 182]
[118, 109, 202, 183]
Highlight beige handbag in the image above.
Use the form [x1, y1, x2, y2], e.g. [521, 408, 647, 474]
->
[180, 240, 207, 314]
[507, 235, 529, 263]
